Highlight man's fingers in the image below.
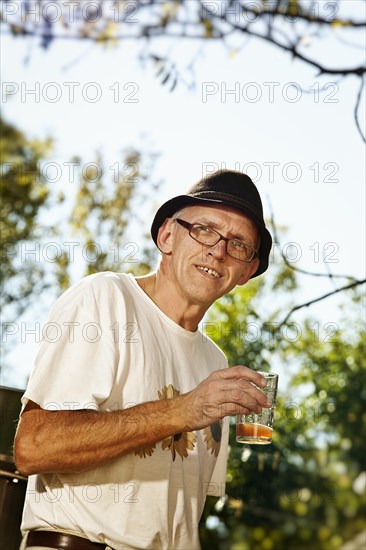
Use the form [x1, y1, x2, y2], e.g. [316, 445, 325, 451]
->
[218, 379, 271, 409]
[187, 367, 272, 429]
[213, 365, 267, 387]
[202, 400, 255, 418]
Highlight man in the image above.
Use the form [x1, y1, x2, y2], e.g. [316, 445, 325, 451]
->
[14, 169, 272, 550]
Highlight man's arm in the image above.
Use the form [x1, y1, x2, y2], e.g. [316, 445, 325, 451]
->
[14, 365, 269, 476]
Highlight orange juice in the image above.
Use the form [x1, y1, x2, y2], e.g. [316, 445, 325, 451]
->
[236, 423, 273, 444]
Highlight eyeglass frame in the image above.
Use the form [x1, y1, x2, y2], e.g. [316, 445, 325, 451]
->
[174, 218, 259, 263]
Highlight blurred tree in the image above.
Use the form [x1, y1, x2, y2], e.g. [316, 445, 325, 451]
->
[0, 115, 53, 316]
[0, 115, 161, 379]
[65, 148, 161, 285]
[199, 260, 366, 550]
[1, 0, 365, 139]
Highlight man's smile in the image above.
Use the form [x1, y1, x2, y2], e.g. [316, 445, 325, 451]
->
[195, 265, 221, 278]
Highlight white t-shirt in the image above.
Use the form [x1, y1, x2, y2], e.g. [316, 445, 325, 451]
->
[21, 272, 229, 550]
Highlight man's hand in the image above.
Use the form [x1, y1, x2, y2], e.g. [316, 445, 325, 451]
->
[181, 366, 270, 431]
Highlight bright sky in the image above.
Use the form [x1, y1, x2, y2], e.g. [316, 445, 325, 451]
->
[1, 1, 365, 388]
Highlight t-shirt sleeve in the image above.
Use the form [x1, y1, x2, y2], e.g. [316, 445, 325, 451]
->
[22, 273, 121, 412]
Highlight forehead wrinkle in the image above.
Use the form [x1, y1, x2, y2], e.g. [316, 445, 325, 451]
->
[191, 216, 255, 243]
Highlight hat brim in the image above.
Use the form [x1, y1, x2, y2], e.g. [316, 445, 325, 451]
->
[151, 195, 272, 278]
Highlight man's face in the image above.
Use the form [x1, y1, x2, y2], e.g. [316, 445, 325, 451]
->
[158, 204, 260, 308]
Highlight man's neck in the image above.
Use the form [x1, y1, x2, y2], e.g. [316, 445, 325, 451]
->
[135, 271, 210, 332]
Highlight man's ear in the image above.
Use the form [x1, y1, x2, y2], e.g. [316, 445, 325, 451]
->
[156, 218, 175, 254]
[237, 257, 260, 286]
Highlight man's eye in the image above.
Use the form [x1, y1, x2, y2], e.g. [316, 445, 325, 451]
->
[231, 240, 247, 250]
[196, 225, 212, 233]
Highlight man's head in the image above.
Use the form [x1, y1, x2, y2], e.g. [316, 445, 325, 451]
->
[151, 169, 272, 278]
[156, 204, 261, 309]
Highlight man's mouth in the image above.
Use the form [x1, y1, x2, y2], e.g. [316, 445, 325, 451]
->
[196, 266, 220, 278]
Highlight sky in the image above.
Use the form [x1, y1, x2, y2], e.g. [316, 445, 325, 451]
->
[1, 1, 365, 389]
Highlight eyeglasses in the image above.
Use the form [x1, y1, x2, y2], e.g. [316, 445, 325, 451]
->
[175, 218, 258, 262]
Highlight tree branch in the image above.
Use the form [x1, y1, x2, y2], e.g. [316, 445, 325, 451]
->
[354, 75, 366, 143]
[239, 5, 366, 28]
[267, 202, 365, 328]
[207, 11, 366, 76]
[2, 0, 365, 77]
[278, 278, 366, 327]
[269, 203, 358, 281]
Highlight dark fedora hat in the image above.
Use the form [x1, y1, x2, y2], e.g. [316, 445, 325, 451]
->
[151, 169, 272, 278]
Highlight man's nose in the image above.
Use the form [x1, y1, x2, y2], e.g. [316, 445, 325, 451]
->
[205, 239, 227, 260]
